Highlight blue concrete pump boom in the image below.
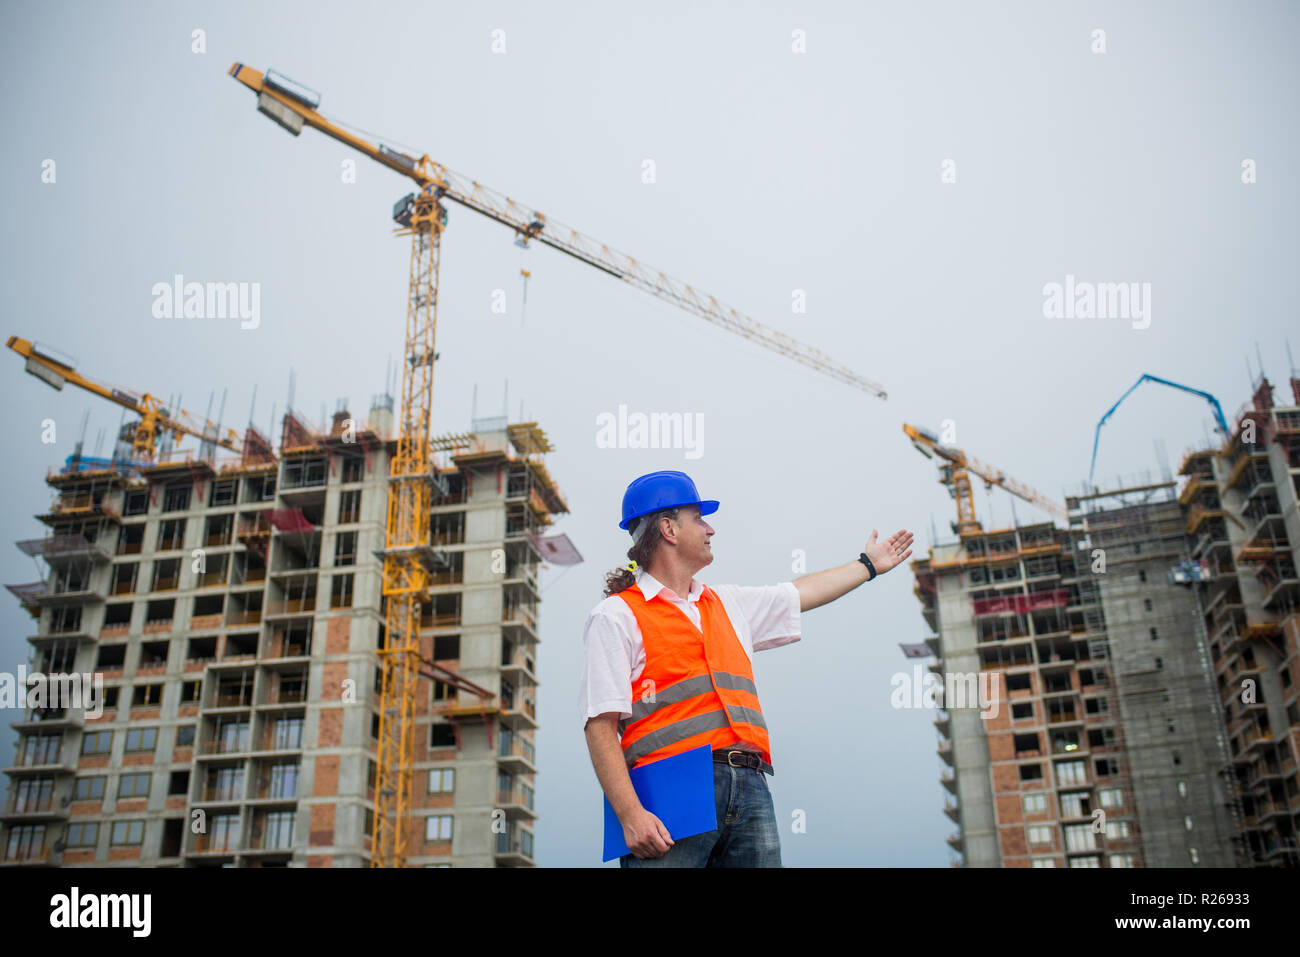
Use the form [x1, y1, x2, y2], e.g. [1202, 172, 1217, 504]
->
[1089, 374, 1230, 483]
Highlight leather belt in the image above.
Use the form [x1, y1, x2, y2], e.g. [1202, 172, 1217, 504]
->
[713, 748, 774, 776]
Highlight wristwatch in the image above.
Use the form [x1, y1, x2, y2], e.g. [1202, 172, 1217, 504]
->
[858, 552, 877, 581]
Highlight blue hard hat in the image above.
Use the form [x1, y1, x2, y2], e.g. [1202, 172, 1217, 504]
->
[619, 470, 719, 530]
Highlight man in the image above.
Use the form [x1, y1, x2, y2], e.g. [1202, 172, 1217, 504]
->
[579, 469, 913, 867]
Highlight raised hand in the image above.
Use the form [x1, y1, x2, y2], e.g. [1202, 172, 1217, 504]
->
[864, 528, 914, 576]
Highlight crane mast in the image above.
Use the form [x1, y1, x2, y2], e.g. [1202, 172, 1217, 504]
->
[372, 191, 444, 866]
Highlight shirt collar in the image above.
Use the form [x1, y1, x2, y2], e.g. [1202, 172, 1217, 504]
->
[635, 567, 705, 603]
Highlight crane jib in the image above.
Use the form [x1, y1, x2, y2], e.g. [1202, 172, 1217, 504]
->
[230, 60, 885, 402]
[379, 145, 417, 171]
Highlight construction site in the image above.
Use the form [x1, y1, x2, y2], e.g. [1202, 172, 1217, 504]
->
[0, 54, 1296, 874]
[0, 61, 882, 869]
[0, 62, 603, 869]
[910, 373, 1300, 867]
[0, 381, 575, 865]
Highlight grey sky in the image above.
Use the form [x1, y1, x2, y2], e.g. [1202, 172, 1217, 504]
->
[1, 0, 1296, 866]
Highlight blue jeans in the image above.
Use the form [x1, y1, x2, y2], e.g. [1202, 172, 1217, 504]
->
[619, 761, 782, 867]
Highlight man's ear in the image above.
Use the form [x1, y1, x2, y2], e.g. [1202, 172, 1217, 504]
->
[660, 514, 677, 543]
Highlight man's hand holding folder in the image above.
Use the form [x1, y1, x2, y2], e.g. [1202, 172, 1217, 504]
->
[622, 806, 675, 859]
[593, 735, 718, 863]
[588, 712, 677, 859]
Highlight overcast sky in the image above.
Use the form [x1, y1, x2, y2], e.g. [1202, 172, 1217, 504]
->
[1, 0, 1296, 867]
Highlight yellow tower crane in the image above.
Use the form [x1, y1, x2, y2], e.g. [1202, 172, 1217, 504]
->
[229, 62, 888, 867]
[6, 335, 243, 462]
[903, 422, 1068, 535]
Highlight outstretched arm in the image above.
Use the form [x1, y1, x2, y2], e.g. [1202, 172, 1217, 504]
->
[793, 528, 914, 612]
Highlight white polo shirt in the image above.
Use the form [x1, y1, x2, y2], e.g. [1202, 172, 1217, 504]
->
[578, 567, 802, 730]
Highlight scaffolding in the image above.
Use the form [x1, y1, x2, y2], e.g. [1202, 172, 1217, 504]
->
[915, 469, 1248, 868]
[1178, 375, 1300, 867]
[1065, 476, 1243, 867]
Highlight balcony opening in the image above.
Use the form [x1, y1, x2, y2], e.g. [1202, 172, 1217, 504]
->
[1014, 733, 1042, 758]
[333, 530, 357, 566]
[430, 592, 460, 627]
[160, 818, 184, 858]
[1084, 696, 1109, 716]
[340, 453, 365, 484]
[117, 523, 144, 555]
[96, 644, 126, 670]
[157, 518, 186, 551]
[435, 635, 461, 662]
[209, 480, 238, 507]
[145, 598, 175, 626]
[329, 573, 354, 609]
[268, 621, 312, 658]
[192, 594, 224, 620]
[430, 511, 465, 545]
[50, 605, 82, 634]
[282, 456, 327, 490]
[140, 640, 169, 667]
[1052, 730, 1082, 754]
[161, 484, 191, 513]
[269, 671, 307, 705]
[227, 591, 263, 627]
[1019, 763, 1043, 782]
[225, 632, 258, 660]
[214, 672, 254, 708]
[110, 563, 138, 595]
[132, 683, 164, 707]
[1087, 728, 1115, 750]
[243, 474, 276, 502]
[430, 722, 456, 749]
[338, 489, 361, 525]
[1042, 673, 1072, 694]
[1006, 673, 1032, 693]
[151, 558, 180, 592]
[429, 551, 463, 586]
[103, 602, 131, 628]
[205, 514, 233, 548]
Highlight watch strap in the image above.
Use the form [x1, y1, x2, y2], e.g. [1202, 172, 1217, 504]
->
[858, 552, 877, 581]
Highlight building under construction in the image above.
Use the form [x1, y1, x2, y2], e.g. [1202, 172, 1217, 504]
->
[912, 375, 1300, 867]
[1, 399, 574, 867]
[1179, 375, 1300, 865]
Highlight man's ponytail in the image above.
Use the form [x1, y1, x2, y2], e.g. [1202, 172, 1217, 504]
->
[602, 507, 678, 598]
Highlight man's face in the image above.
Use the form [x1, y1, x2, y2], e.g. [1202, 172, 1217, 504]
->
[672, 505, 715, 569]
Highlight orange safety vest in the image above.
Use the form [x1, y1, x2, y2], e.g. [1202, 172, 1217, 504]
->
[615, 582, 771, 770]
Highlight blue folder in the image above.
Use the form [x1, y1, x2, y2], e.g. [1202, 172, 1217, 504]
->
[602, 743, 717, 862]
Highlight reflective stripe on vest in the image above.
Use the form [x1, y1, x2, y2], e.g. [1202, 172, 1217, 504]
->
[615, 582, 771, 769]
[616, 671, 764, 731]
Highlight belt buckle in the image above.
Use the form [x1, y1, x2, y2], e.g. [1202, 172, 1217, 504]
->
[726, 750, 747, 768]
